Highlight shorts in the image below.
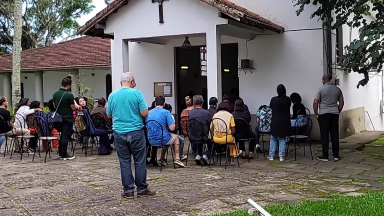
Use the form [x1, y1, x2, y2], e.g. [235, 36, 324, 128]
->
[166, 134, 178, 145]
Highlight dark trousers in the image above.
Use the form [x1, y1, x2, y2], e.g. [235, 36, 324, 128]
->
[93, 129, 112, 154]
[238, 131, 256, 153]
[318, 114, 340, 158]
[114, 129, 148, 193]
[195, 139, 213, 159]
[59, 122, 73, 157]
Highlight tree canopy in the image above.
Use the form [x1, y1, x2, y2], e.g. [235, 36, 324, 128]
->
[294, 0, 384, 87]
[0, 0, 94, 54]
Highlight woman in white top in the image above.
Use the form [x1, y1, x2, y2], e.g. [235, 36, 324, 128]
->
[15, 98, 36, 129]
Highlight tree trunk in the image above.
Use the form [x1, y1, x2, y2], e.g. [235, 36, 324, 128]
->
[12, 0, 23, 109]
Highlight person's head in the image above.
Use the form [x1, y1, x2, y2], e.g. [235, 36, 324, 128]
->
[155, 96, 165, 107]
[78, 97, 87, 107]
[290, 92, 302, 104]
[209, 97, 218, 107]
[29, 101, 41, 109]
[61, 76, 72, 90]
[234, 98, 244, 111]
[164, 104, 172, 113]
[217, 102, 230, 112]
[48, 99, 55, 112]
[0, 96, 8, 108]
[193, 95, 204, 107]
[98, 97, 106, 107]
[277, 84, 286, 97]
[185, 96, 193, 107]
[222, 93, 231, 102]
[322, 74, 332, 84]
[120, 72, 136, 88]
[16, 98, 30, 112]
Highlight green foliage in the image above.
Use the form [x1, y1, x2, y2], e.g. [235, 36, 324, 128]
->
[215, 191, 384, 216]
[43, 107, 50, 114]
[0, 0, 94, 52]
[294, 0, 384, 88]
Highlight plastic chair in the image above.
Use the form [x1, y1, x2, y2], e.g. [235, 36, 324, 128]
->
[33, 116, 59, 163]
[187, 118, 211, 167]
[288, 116, 313, 161]
[11, 113, 35, 160]
[0, 115, 15, 157]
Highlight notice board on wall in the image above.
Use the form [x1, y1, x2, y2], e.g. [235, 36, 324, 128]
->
[154, 82, 173, 97]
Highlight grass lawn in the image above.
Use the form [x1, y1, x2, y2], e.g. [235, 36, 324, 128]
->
[372, 136, 384, 145]
[214, 192, 384, 216]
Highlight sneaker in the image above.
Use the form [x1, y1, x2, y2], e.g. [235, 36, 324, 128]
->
[317, 156, 329, 162]
[174, 160, 185, 168]
[267, 156, 274, 161]
[279, 157, 285, 162]
[202, 155, 209, 165]
[61, 154, 75, 160]
[195, 155, 202, 165]
[180, 155, 188, 161]
[137, 189, 156, 197]
[334, 157, 341, 162]
[159, 159, 167, 166]
[121, 191, 134, 199]
[26, 149, 35, 155]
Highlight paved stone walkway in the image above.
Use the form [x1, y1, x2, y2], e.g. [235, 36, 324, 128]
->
[0, 132, 383, 216]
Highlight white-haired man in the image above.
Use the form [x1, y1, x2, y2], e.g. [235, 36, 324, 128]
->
[107, 72, 155, 198]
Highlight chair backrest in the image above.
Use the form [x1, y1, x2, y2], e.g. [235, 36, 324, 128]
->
[91, 113, 107, 130]
[234, 118, 250, 138]
[211, 117, 228, 143]
[145, 119, 165, 146]
[14, 113, 26, 129]
[0, 115, 8, 135]
[34, 116, 51, 138]
[305, 108, 311, 116]
[255, 106, 272, 133]
[188, 118, 204, 144]
[180, 116, 189, 137]
[293, 115, 313, 137]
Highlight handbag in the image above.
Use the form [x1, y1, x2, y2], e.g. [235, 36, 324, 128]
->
[75, 115, 87, 132]
[48, 92, 66, 124]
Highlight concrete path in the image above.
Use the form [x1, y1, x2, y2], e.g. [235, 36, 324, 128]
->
[0, 132, 383, 216]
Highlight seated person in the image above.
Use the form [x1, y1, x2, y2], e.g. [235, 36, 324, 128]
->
[208, 97, 218, 118]
[163, 104, 186, 160]
[27, 101, 58, 151]
[211, 102, 237, 164]
[232, 98, 261, 158]
[290, 93, 307, 127]
[81, 109, 112, 155]
[146, 96, 185, 168]
[188, 95, 212, 165]
[91, 97, 112, 130]
[0, 136, 4, 154]
[180, 96, 194, 137]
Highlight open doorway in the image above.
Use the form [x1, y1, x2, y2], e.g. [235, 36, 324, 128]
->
[175, 43, 239, 120]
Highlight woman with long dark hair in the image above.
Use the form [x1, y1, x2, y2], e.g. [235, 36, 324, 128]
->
[268, 84, 291, 161]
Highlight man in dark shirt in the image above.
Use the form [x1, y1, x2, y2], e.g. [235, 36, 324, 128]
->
[0, 96, 12, 134]
[52, 77, 81, 160]
[208, 97, 218, 118]
[188, 95, 212, 165]
[222, 93, 234, 113]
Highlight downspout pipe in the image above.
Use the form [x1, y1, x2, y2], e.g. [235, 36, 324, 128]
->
[326, 2, 333, 75]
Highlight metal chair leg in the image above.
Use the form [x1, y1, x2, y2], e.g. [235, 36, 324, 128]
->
[309, 138, 313, 160]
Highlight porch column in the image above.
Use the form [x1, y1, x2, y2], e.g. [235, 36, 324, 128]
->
[111, 38, 129, 90]
[35, 71, 44, 105]
[2, 73, 12, 105]
[206, 26, 222, 102]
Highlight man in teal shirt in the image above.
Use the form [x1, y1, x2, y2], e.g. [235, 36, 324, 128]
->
[107, 72, 155, 198]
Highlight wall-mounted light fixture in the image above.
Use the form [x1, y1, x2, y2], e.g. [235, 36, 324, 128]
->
[224, 69, 230, 72]
[182, 36, 191, 48]
[181, 66, 189, 70]
[24, 76, 28, 79]
[91, 73, 95, 76]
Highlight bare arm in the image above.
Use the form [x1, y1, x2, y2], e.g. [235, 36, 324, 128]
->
[230, 127, 235, 135]
[313, 99, 319, 118]
[168, 123, 176, 132]
[338, 99, 344, 112]
[140, 110, 148, 118]
[107, 114, 112, 119]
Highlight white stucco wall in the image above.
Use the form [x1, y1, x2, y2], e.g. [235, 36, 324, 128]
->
[78, 68, 111, 99]
[0, 75, 3, 96]
[336, 24, 383, 131]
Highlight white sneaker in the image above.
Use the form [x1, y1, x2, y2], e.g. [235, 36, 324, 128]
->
[195, 155, 202, 165]
[267, 156, 274, 161]
[279, 157, 285, 162]
[180, 155, 188, 161]
[174, 160, 185, 168]
[202, 155, 209, 165]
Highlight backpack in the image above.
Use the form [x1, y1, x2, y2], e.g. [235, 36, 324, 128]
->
[75, 114, 87, 132]
[256, 105, 272, 133]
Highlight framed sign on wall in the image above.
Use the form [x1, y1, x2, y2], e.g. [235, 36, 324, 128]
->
[154, 82, 173, 97]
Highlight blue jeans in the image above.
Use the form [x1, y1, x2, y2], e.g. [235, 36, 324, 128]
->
[0, 136, 5, 149]
[196, 141, 213, 159]
[179, 135, 185, 156]
[114, 129, 148, 193]
[269, 135, 286, 157]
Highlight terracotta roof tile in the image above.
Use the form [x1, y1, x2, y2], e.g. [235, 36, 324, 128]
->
[0, 36, 111, 73]
[78, 0, 284, 37]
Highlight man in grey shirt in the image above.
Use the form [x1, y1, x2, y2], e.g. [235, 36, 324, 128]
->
[313, 74, 344, 162]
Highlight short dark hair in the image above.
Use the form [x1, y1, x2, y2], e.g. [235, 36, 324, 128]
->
[155, 96, 165, 106]
[234, 98, 244, 111]
[0, 96, 7, 106]
[222, 93, 231, 101]
[217, 102, 230, 112]
[290, 93, 302, 104]
[48, 99, 55, 111]
[61, 77, 72, 87]
[164, 103, 172, 112]
[98, 97, 106, 106]
[209, 97, 218, 106]
[30, 101, 40, 109]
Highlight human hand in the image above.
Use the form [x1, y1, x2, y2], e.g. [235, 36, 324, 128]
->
[315, 114, 319, 119]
